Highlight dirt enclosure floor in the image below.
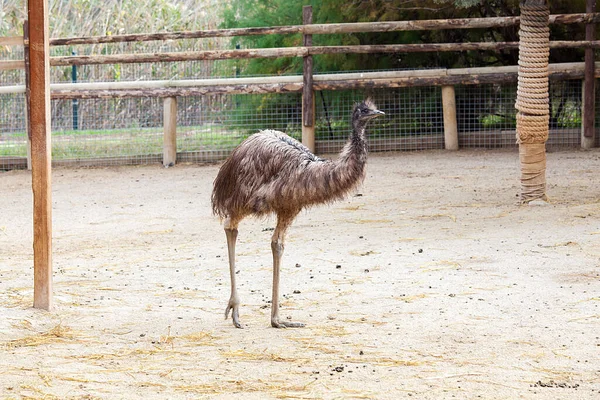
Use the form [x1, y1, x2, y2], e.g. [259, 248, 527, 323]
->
[1, 149, 600, 399]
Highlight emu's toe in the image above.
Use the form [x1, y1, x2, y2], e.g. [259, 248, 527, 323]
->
[225, 301, 243, 329]
[271, 318, 305, 328]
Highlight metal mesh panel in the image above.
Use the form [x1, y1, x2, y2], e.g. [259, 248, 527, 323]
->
[316, 87, 444, 154]
[547, 79, 582, 148]
[0, 78, 596, 170]
[456, 80, 583, 149]
[456, 83, 518, 148]
[0, 93, 27, 170]
[595, 78, 600, 147]
[50, 97, 164, 166]
[0, 45, 25, 85]
[177, 93, 302, 162]
[50, 40, 232, 84]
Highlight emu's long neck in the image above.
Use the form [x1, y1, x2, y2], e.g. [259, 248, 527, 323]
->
[333, 118, 369, 187]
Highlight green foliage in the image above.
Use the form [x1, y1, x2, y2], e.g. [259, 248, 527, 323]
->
[220, 0, 590, 75]
[219, 0, 588, 135]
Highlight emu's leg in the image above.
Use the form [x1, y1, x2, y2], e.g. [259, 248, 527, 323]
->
[224, 218, 243, 328]
[271, 211, 305, 328]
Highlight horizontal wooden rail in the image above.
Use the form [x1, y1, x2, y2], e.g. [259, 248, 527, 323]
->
[40, 40, 600, 67]
[0, 60, 26, 71]
[2, 12, 598, 49]
[3, 40, 600, 71]
[0, 36, 24, 46]
[1, 62, 595, 98]
[46, 12, 600, 46]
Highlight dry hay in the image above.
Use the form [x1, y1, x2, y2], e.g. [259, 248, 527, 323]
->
[567, 314, 600, 323]
[395, 293, 428, 303]
[395, 237, 425, 242]
[0, 287, 32, 308]
[419, 259, 462, 272]
[287, 336, 341, 355]
[219, 348, 308, 363]
[170, 378, 317, 398]
[180, 330, 218, 346]
[340, 317, 386, 326]
[416, 213, 457, 222]
[345, 356, 423, 367]
[3, 323, 80, 349]
[286, 325, 352, 355]
[558, 270, 600, 284]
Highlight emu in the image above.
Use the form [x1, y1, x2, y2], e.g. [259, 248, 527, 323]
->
[211, 99, 384, 328]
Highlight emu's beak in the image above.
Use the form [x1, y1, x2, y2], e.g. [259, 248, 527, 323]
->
[370, 110, 385, 118]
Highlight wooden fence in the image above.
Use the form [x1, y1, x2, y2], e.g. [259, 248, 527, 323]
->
[1, 9, 599, 168]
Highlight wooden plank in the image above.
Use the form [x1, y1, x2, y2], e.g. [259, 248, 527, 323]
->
[46, 68, 592, 99]
[28, 0, 53, 311]
[583, 0, 596, 144]
[47, 43, 516, 66]
[302, 90, 316, 152]
[303, 5, 314, 127]
[302, 5, 315, 152]
[163, 97, 177, 167]
[46, 13, 600, 46]
[24, 21, 32, 171]
[4, 41, 600, 70]
[0, 60, 26, 71]
[0, 62, 593, 99]
[50, 83, 304, 98]
[441, 86, 458, 150]
[46, 41, 600, 67]
[0, 36, 24, 46]
[2, 69, 447, 93]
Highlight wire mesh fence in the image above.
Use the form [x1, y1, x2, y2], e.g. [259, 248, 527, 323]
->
[0, 76, 597, 170]
[316, 87, 444, 154]
[0, 93, 27, 169]
[456, 80, 583, 149]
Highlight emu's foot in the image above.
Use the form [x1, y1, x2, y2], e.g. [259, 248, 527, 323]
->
[225, 301, 243, 329]
[271, 318, 305, 329]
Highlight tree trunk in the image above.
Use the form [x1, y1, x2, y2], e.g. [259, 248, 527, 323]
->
[516, 0, 550, 203]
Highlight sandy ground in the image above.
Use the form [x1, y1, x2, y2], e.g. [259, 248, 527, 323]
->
[1, 149, 599, 399]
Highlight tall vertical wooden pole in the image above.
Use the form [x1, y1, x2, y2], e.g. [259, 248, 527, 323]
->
[163, 96, 177, 167]
[23, 21, 32, 171]
[582, 0, 596, 149]
[28, 0, 53, 310]
[441, 85, 459, 150]
[302, 5, 315, 153]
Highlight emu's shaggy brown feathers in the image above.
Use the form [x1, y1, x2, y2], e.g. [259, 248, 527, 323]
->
[212, 129, 366, 219]
[211, 99, 382, 223]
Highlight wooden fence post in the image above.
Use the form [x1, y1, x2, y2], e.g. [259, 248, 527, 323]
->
[302, 5, 315, 153]
[24, 21, 32, 170]
[582, 0, 596, 149]
[442, 85, 459, 150]
[163, 96, 177, 167]
[582, 79, 595, 148]
[28, 0, 53, 311]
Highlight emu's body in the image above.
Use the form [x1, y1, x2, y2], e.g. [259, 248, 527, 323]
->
[212, 99, 383, 328]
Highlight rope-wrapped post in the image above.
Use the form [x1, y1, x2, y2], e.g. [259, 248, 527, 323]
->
[515, 1, 550, 203]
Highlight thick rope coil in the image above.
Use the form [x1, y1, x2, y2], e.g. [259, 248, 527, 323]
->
[515, 4, 550, 203]
[515, 3, 550, 144]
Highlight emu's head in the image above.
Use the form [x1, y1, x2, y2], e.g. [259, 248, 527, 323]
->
[352, 98, 385, 124]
